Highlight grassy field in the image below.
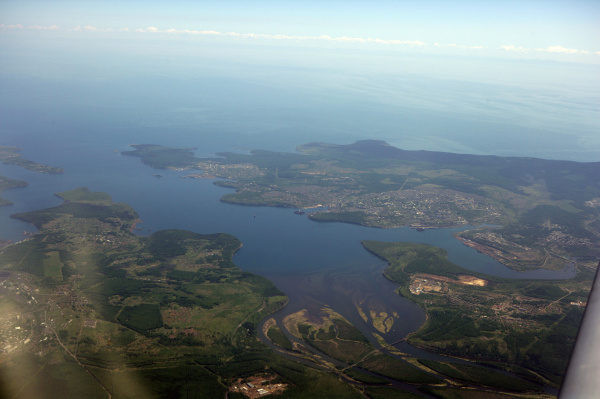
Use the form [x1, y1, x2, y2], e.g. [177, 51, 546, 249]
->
[42, 251, 63, 280]
[418, 359, 542, 392]
[356, 353, 441, 384]
[267, 324, 294, 351]
[363, 386, 427, 399]
[0, 355, 108, 399]
[56, 187, 113, 204]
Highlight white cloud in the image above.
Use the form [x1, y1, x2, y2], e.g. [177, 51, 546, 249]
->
[434, 43, 485, 50]
[198, 30, 220, 35]
[502, 44, 592, 55]
[128, 27, 427, 47]
[70, 25, 115, 33]
[26, 24, 59, 31]
[0, 24, 24, 30]
[0, 23, 596, 57]
[500, 45, 530, 52]
[539, 45, 588, 55]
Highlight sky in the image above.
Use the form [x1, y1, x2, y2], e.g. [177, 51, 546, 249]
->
[2, 0, 599, 61]
[1, 0, 599, 160]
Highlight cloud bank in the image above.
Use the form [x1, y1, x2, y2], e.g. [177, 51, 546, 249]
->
[501, 44, 595, 55]
[1, 24, 597, 57]
[129, 26, 427, 47]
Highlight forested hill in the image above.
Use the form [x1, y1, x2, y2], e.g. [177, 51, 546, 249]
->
[298, 140, 600, 204]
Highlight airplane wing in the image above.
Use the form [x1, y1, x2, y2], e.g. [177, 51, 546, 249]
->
[559, 262, 600, 398]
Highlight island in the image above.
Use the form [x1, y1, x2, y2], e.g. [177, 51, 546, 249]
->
[123, 140, 600, 272]
[0, 145, 64, 174]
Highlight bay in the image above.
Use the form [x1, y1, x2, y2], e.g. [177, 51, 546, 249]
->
[0, 134, 575, 347]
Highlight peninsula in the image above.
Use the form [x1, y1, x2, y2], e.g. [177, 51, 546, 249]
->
[0, 145, 63, 206]
[0, 175, 27, 206]
[362, 240, 591, 389]
[123, 140, 600, 272]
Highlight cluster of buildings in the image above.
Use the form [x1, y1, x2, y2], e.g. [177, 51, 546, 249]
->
[194, 161, 263, 180]
[409, 276, 445, 295]
[0, 275, 35, 353]
[229, 375, 288, 398]
[344, 187, 499, 228]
